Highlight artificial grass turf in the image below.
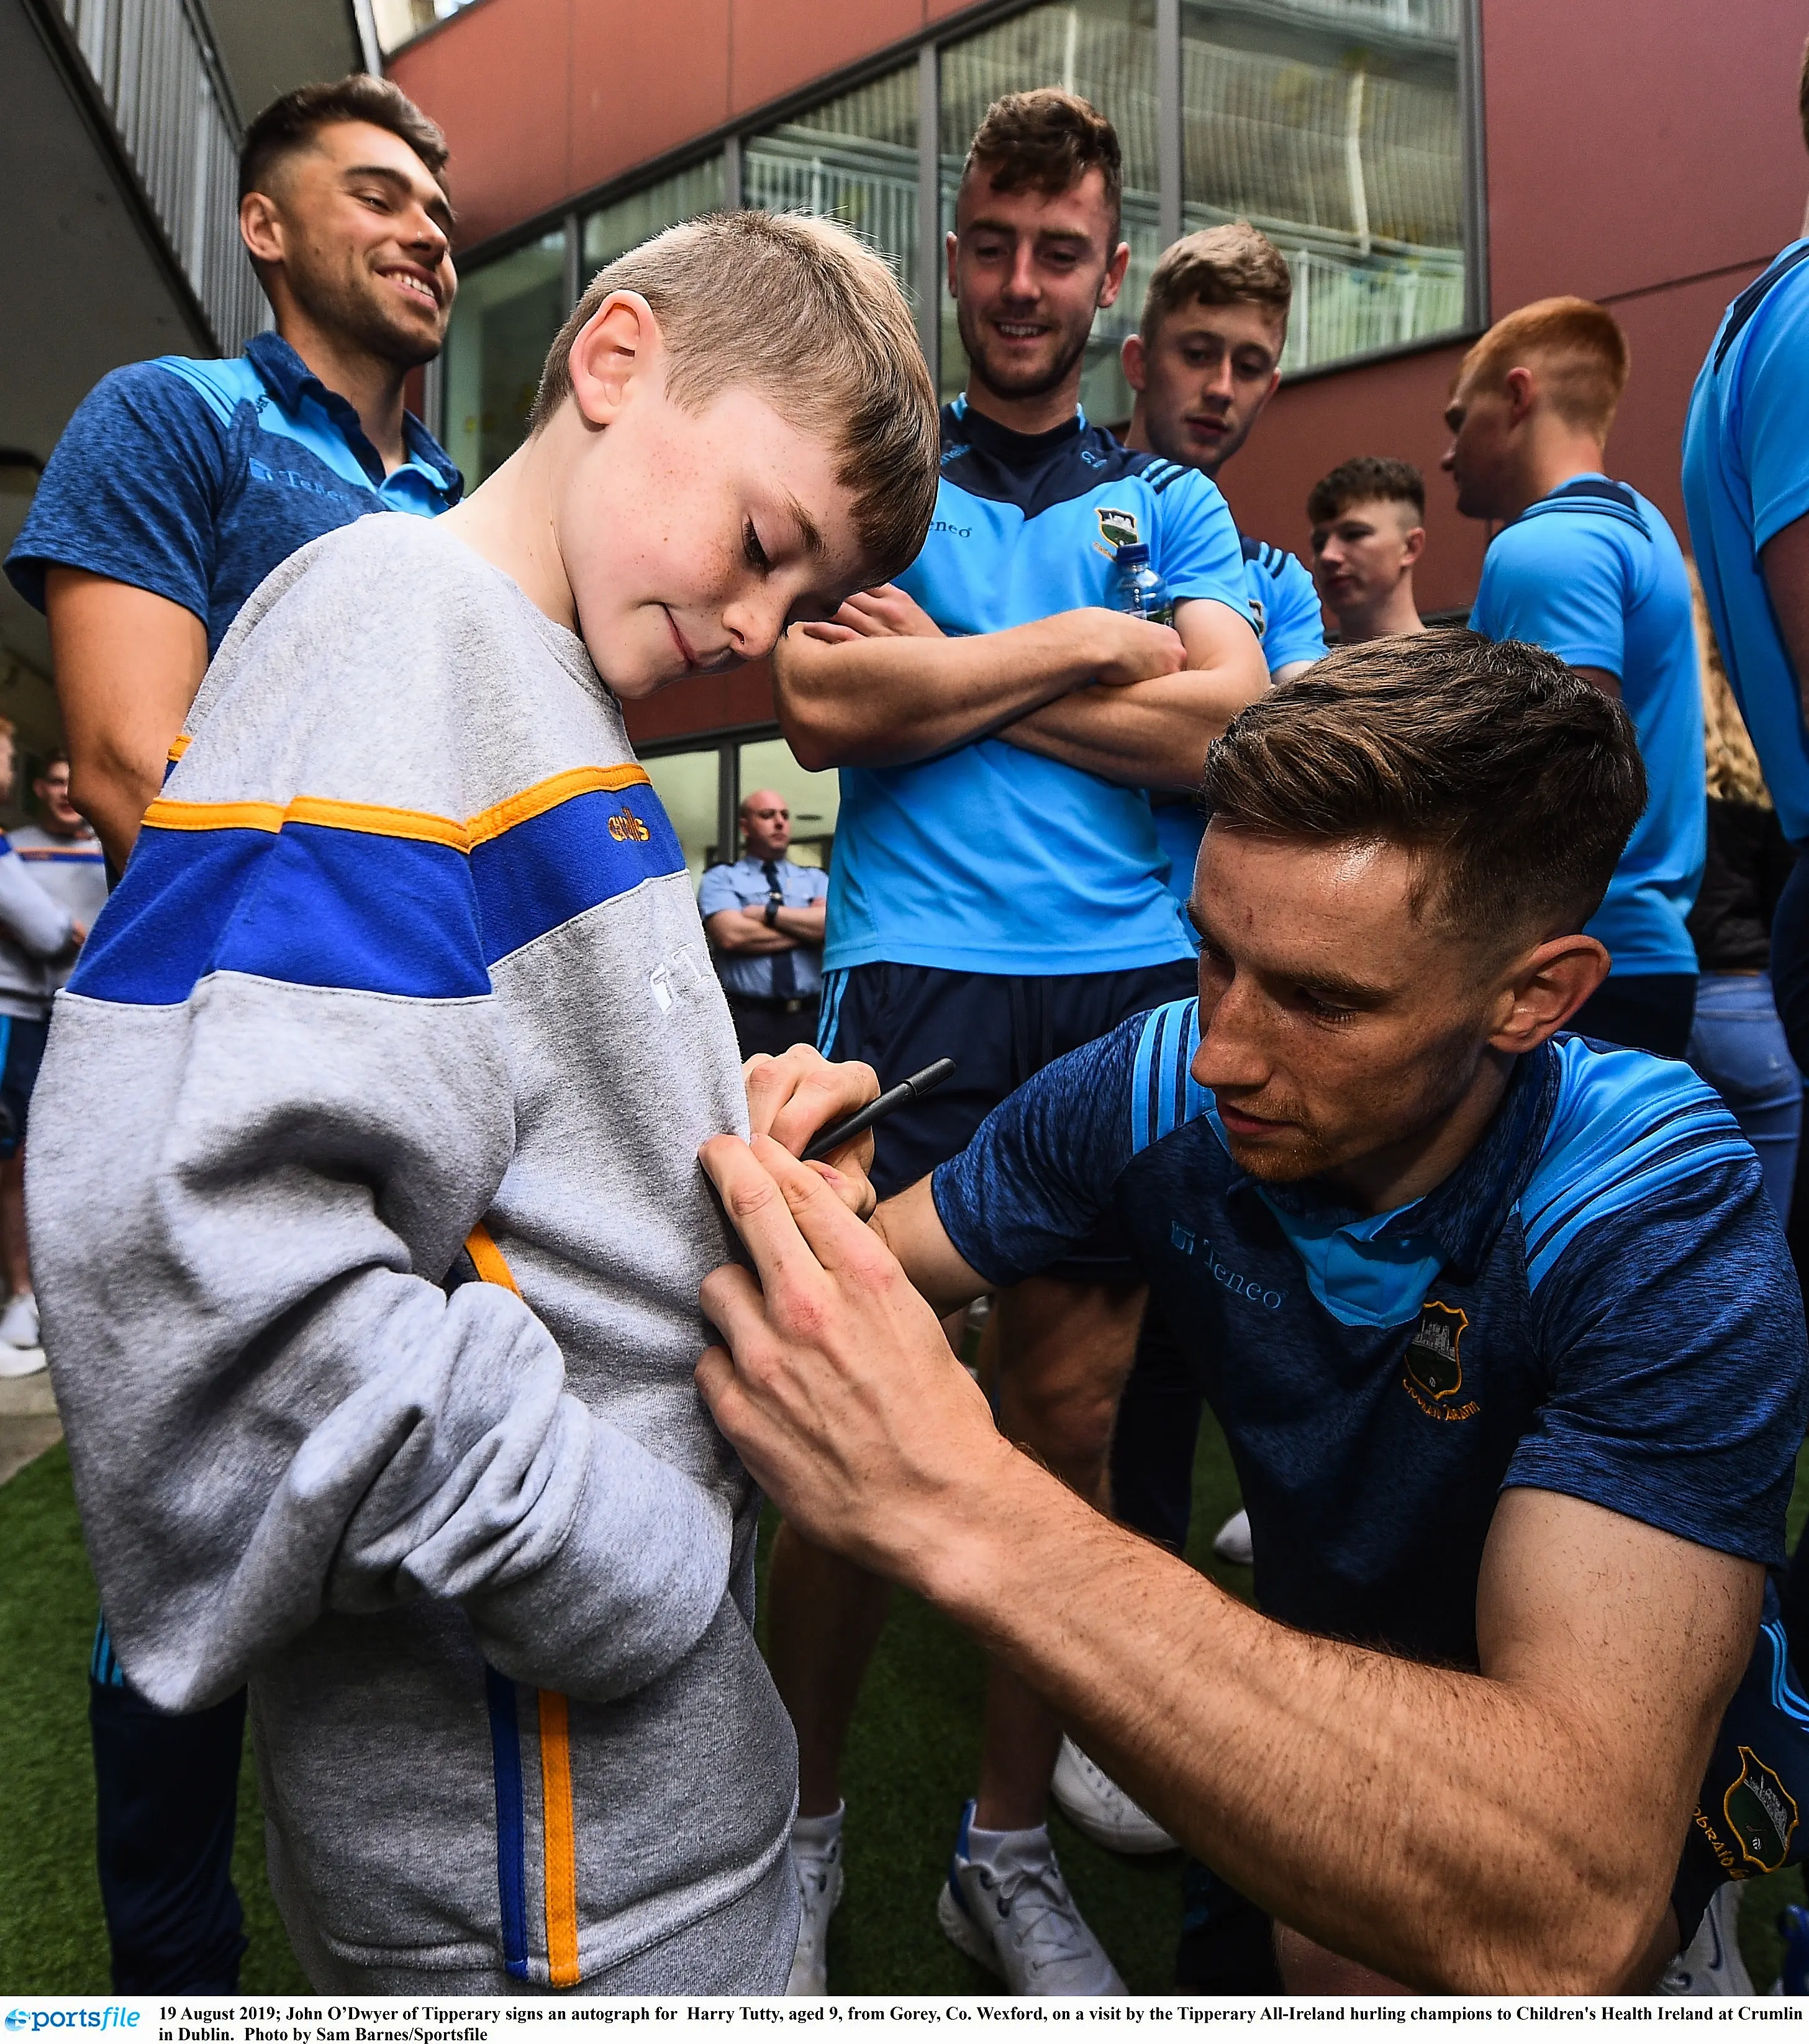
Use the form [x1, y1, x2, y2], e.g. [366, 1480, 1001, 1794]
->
[4, 1424, 1808, 1995]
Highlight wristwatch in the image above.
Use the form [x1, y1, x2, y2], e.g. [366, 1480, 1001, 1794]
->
[764, 899, 781, 927]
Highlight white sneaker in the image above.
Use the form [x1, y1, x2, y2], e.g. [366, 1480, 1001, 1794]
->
[0, 1340, 45, 1378]
[1051, 1736, 1177, 1855]
[1659, 1883, 1751, 1994]
[936, 1800, 1125, 1995]
[1213, 1508, 1254, 1566]
[0, 1291, 38, 1351]
[786, 1806, 845, 1995]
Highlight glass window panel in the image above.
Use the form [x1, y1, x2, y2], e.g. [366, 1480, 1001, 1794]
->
[939, 0, 1159, 422]
[583, 157, 727, 275]
[743, 65, 920, 307]
[442, 230, 566, 488]
[1181, 0, 1466, 373]
[371, 0, 479, 57]
[737, 737, 840, 871]
[643, 747, 723, 884]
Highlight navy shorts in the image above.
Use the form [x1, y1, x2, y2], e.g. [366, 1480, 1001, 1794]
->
[0, 1014, 50, 1160]
[1671, 1580, 1809, 1943]
[817, 958, 1198, 1205]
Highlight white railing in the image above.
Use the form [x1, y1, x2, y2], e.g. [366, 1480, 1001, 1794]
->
[54, 0, 267, 352]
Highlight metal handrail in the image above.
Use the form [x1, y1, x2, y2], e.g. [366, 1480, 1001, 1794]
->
[55, 0, 268, 352]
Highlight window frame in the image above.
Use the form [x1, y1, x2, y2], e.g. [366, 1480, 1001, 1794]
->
[430, 0, 1484, 440]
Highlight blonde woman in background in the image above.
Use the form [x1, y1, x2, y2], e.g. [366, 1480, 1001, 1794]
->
[1685, 568, 1803, 1217]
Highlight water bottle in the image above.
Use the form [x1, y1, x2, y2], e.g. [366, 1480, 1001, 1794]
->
[1112, 542, 1174, 628]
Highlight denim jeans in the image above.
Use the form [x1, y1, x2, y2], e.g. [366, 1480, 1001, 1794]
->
[1686, 970, 1803, 1217]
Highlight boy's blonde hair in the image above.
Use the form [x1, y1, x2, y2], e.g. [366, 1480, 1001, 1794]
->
[1456, 296, 1630, 441]
[1140, 223, 1292, 347]
[530, 211, 940, 579]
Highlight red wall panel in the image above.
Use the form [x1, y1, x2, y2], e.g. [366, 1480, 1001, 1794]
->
[1215, 342, 1486, 621]
[728, 0, 924, 116]
[568, 0, 733, 196]
[622, 662, 778, 749]
[1482, 0, 1803, 312]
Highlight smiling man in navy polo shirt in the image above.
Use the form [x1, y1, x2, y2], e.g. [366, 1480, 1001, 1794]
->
[3, 72, 460, 1992]
[697, 631, 1809, 1994]
[6, 73, 461, 870]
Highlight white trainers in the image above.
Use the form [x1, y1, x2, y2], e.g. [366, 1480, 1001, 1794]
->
[1051, 1735, 1177, 1855]
[0, 1340, 45, 1378]
[0, 1290, 39, 1350]
[786, 1806, 845, 1995]
[936, 1800, 1125, 1995]
[1213, 1508, 1254, 1566]
[1659, 1883, 1751, 1995]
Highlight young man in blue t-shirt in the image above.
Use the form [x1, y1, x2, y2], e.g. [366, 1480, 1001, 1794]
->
[4, 74, 461, 1992]
[698, 633, 1809, 1994]
[1682, 68, 1809, 1075]
[1449, 297, 1705, 1059]
[1120, 221, 1326, 909]
[769, 89, 1267, 1992]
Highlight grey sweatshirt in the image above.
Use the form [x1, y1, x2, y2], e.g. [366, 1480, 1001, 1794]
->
[29, 516, 796, 1987]
[0, 829, 74, 1017]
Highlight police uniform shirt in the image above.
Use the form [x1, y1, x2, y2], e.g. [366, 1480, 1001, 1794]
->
[1685, 240, 1809, 844]
[6, 332, 461, 656]
[931, 999, 1807, 1669]
[698, 855, 829, 999]
[1154, 534, 1326, 909]
[824, 397, 1257, 980]
[1468, 476, 1705, 977]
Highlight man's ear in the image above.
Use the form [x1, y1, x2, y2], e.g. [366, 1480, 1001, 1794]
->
[1402, 524, 1427, 567]
[1503, 364, 1537, 427]
[1487, 932, 1610, 1053]
[1121, 331, 1147, 393]
[239, 190, 284, 268]
[568, 291, 664, 427]
[1097, 240, 1133, 311]
[945, 229, 960, 300]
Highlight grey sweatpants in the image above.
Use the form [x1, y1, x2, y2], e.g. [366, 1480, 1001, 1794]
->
[270, 1823, 799, 1995]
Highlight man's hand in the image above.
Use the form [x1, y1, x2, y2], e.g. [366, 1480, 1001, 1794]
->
[45, 567, 207, 868]
[696, 1133, 1009, 1566]
[741, 1044, 881, 1219]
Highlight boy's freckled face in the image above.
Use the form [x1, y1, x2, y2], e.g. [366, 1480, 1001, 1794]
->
[556, 383, 869, 699]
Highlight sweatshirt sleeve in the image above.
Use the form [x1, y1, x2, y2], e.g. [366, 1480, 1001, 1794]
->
[0, 835, 74, 956]
[28, 551, 733, 1714]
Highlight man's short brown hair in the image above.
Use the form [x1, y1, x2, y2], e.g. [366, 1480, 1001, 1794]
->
[963, 89, 1123, 243]
[1456, 296, 1630, 441]
[240, 75, 448, 200]
[1200, 630, 1644, 943]
[529, 211, 940, 582]
[1139, 224, 1290, 347]
[1307, 456, 1425, 528]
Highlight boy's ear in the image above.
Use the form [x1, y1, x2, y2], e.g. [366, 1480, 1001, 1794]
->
[568, 291, 666, 427]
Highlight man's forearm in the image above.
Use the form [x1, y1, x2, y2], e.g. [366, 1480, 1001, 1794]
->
[995, 671, 1253, 790]
[774, 614, 1133, 772]
[907, 1461, 1695, 1992]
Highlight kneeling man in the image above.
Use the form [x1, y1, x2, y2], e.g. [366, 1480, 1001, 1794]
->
[700, 630, 1809, 1993]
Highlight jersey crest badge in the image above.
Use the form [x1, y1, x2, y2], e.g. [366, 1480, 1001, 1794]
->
[1725, 1746, 1800, 1872]
[1401, 1302, 1480, 1421]
[1094, 506, 1140, 559]
[1248, 594, 1268, 637]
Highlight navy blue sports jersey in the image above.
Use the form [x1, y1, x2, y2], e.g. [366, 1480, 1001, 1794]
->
[824, 398, 1254, 978]
[7, 332, 460, 655]
[1154, 534, 1325, 907]
[932, 1002, 1807, 1668]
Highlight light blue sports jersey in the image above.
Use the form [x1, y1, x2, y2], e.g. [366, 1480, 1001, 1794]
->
[1469, 475, 1704, 975]
[1684, 240, 1809, 843]
[823, 397, 1256, 976]
[1154, 534, 1326, 907]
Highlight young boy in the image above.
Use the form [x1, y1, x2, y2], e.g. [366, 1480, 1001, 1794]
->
[1307, 456, 1428, 643]
[29, 211, 938, 1994]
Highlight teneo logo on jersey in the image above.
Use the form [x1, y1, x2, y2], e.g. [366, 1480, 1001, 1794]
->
[1095, 506, 1140, 558]
[1401, 1301, 1480, 1422]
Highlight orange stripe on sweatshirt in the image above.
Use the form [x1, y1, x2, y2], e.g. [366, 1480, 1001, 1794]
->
[537, 1689, 581, 1987]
